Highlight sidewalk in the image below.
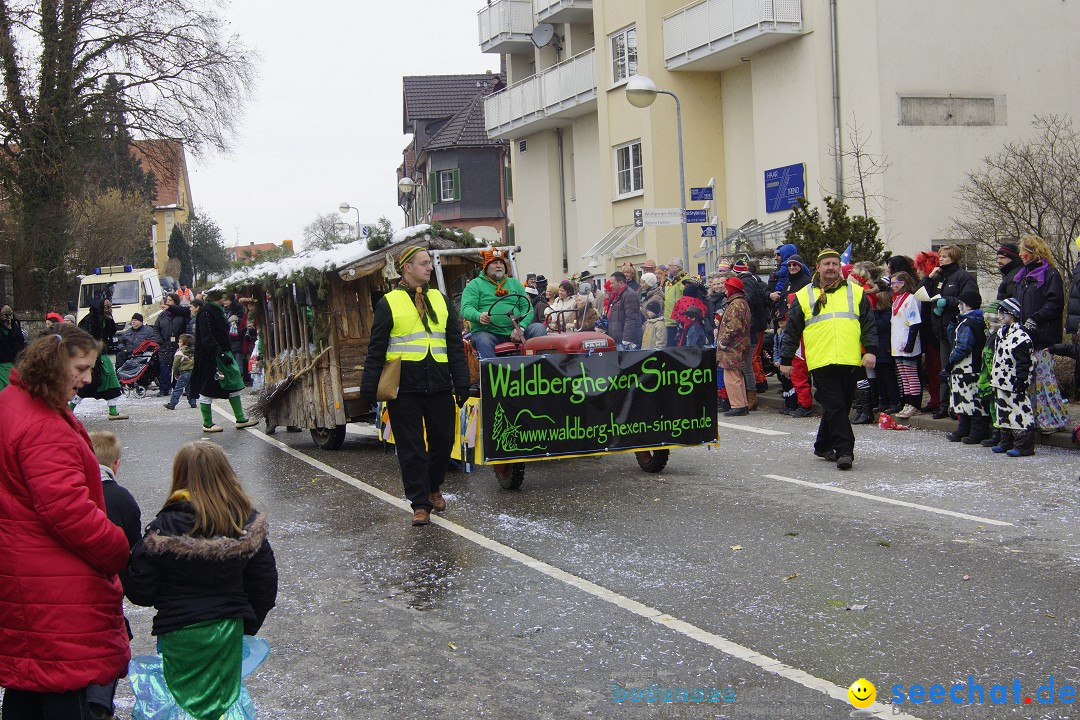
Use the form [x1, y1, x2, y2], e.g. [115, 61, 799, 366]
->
[753, 384, 1078, 450]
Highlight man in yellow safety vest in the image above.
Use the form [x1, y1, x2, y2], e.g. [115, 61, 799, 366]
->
[360, 246, 471, 525]
[778, 248, 878, 471]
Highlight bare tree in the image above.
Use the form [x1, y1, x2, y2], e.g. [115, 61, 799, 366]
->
[827, 114, 892, 220]
[950, 114, 1080, 280]
[304, 213, 352, 251]
[68, 187, 153, 269]
[0, 0, 257, 307]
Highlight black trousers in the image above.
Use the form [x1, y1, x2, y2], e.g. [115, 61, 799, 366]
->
[1, 688, 89, 720]
[811, 365, 857, 457]
[387, 390, 455, 510]
[938, 337, 953, 406]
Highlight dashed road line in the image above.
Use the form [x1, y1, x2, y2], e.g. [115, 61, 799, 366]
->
[716, 421, 790, 436]
[763, 474, 1013, 526]
[218, 405, 923, 720]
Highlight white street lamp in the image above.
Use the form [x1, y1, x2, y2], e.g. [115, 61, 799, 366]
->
[338, 202, 361, 240]
[625, 75, 689, 272]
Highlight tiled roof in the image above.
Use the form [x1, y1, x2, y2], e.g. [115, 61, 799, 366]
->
[230, 242, 279, 261]
[425, 94, 502, 150]
[132, 139, 189, 209]
[402, 73, 503, 132]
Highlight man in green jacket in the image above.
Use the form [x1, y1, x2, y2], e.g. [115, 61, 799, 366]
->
[460, 249, 546, 359]
[663, 256, 688, 346]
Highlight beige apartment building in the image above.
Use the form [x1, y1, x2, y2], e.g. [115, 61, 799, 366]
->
[478, 0, 1080, 281]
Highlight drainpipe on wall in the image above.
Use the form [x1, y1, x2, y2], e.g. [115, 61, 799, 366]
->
[830, 0, 843, 198]
[555, 128, 569, 274]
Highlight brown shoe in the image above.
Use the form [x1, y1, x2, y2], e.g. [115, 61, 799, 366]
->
[430, 491, 446, 513]
[746, 390, 759, 410]
[411, 508, 431, 526]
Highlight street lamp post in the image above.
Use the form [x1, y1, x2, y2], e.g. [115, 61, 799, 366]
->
[626, 75, 689, 273]
[338, 202, 362, 240]
[397, 177, 416, 223]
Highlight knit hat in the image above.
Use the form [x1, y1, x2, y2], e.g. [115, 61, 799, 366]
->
[998, 297, 1021, 318]
[131, 312, 144, 322]
[787, 254, 804, 267]
[717, 258, 732, 272]
[996, 243, 1020, 259]
[732, 260, 750, 273]
[526, 273, 536, 281]
[645, 299, 663, 315]
[817, 248, 841, 262]
[640, 272, 657, 288]
[63, 314, 76, 324]
[958, 290, 982, 310]
[46, 312, 63, 323]
[481, 247, 508, 273]
[724, 276, 744, 294]
[397, 245, 426, 271]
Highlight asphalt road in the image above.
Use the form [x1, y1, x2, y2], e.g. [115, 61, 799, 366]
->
[6, 394, 1079, 719]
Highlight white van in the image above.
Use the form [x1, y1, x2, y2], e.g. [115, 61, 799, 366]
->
[76, 265, 165, 334]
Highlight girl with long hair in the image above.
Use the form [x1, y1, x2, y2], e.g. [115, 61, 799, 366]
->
[890, 271, 924, 418]
[125, 441, 278, 720]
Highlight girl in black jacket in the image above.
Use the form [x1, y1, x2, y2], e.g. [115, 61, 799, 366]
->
[126, 441, 277, 720]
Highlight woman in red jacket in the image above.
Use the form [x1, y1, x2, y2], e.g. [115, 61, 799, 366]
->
[0, 324, 132, 719]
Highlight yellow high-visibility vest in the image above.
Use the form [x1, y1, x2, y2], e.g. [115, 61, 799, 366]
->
[799, 282, 864, 370]
[385, 288, 449, 362]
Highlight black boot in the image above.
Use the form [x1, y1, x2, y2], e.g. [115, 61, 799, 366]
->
[719, 396, 731, 412]
[992, 428, 1015, 453]
[962, 415, 991, 444]
[1007, 429, 1035, 457]
[980, 428, 1000, 447]
[781, 390, 798, 415]
[851, 381, 873, 424]
[945, 415, 971, 442]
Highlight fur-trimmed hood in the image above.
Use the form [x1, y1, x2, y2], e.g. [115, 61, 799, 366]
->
[143, 505, 268, 562]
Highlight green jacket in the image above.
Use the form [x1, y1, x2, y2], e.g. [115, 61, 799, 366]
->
[663, 273, 687, 327]
[460, 275, 534, 339]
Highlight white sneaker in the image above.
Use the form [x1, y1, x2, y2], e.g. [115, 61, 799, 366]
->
[894, 404, 919, 418]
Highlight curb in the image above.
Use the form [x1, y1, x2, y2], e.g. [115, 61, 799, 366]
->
[753, 387, 1078, 451]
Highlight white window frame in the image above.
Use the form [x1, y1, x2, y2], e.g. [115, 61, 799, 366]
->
[614, 140, 643, 199]
[438, 170, 456, 203]
[610, 25, 638, 86]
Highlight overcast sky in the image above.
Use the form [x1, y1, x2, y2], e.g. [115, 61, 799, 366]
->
[188, 1, 499, 250]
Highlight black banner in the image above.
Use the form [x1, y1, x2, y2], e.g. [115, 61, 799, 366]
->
[480, 348, 718, 461]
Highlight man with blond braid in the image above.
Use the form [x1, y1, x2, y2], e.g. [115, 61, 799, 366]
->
[780, 249, 878, 471]
[360, 246, 470, 526]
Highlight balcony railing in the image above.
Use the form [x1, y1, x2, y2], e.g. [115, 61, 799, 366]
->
[478, 0, 535, 54]
[484, 49, 597, 140]
[534, 0, 593, 25]
[664, 0, 802, 71]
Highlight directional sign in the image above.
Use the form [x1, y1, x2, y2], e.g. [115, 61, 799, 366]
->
[684, 209, 708, 224]
[701, 225, 717, 238]
[634, 208, 684, 227]
[690, 187, 714, 202]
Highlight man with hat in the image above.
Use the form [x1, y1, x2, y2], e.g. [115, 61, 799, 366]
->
[525, 273, 537, 289]
[114, 311, 159, 369]
[460, 247, 546, 360]
[360, 246, 471, 525]
[779, 248, 878, 470]
[717, 276, 752, 416]
[994, 243, 1023, 302]
[662, 257, 688, 346]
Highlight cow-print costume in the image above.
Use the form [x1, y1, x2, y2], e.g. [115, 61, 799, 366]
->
[949, 313, 987, 417]
[989, 322, 1034, 431]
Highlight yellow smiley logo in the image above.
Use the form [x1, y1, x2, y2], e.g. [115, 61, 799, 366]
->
[848, 678, 876, 709]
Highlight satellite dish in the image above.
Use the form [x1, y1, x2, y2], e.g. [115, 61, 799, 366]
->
[531, 23, 562, 52]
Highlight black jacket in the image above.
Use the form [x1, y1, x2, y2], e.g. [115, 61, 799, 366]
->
[155, 305, 191, 360]
[191, 301, 234, 399]
[0, 319, 27, 364]
[101, 467, 143, 549]
[78, 298, 116, 344]
[116, 322, 160, 356]
[1066, 260, 1080, 335]
[736, 271, 769, 334]
[125, 502, 277, 637]
[606, 286, 642, 346]
[921, 263, 978, 342]
[996, 258, 1023, 302]
[1012, 260, 1065, 349]
[359, 287, 470, 399]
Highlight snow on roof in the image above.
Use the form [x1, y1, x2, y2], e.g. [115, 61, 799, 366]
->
[219, 224, 432, 289]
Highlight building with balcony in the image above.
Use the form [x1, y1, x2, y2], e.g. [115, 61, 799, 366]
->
[401, 73, 512, 246]
[479, 0, 1080, 282]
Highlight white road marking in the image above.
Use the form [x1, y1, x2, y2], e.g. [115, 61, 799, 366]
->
[219, 405, 922, 720]
[763, 474, 1014, 526]
[716, 421, 789, 436]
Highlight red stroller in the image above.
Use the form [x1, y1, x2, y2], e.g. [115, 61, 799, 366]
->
[117, 339, 160, 398]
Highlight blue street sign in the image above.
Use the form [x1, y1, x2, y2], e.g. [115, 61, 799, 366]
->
[684, 209, 708, 224]
[764, 163, 806, 213]
[697, 263, 706, 278]
[701, 225, 717, 238]
[690, 187, 714, 202]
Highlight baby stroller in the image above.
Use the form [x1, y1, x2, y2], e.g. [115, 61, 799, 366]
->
[117, 339, 159, 398]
